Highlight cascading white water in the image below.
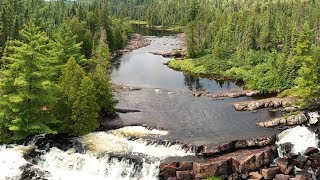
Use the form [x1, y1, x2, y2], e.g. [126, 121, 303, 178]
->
[0, 126, 192, 180]
[0, 145, 31, 179]
[277, 126, 319, 156]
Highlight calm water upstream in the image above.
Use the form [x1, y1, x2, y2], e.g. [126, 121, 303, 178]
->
[111, 36, 242, 92]
[111, 32, 280, 146]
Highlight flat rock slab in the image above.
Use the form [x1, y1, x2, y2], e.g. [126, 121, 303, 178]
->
[160, 146, 278, 179]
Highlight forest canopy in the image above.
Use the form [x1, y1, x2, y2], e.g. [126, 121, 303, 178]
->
[0, 0, 131, 142]
[108, 0, 320, 107]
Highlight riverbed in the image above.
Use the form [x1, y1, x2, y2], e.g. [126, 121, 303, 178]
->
[111, 34, 279, 146]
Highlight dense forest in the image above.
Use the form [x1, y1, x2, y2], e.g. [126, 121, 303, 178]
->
[109, 0, 320, 107]
[0, 0, 133, 142]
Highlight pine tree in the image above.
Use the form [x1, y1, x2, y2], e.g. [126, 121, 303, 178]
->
[70, 76, 99, 136]
[0, 23, 59, 141]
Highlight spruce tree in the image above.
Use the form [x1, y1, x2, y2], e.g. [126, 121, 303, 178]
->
[52, 24, 86, 68]
[0, 23, 59, 141]
[55, 57, 85, 132]
[89, 40, 117, 116]
[70, 76, 99, 136]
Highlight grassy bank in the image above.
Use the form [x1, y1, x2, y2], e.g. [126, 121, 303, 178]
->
[168, 50, 293, 93]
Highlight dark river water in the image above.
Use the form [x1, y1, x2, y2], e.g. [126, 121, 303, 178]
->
[111, 32, 279, 146]
[111, 36, 242, 92]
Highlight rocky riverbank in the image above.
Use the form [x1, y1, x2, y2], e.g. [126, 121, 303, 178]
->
[113, 33, 150, 59]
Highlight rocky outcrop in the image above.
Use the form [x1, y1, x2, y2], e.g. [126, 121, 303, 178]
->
[113, 85, 142, 92]
[233, 97, 299, 111]
[150, 50, 186, 58]
[257, 113, 308, 128]
[191, 89, 261, 99]
[197, 135, 276, 155]
[159, 146, 278, 179]
[114, 34, 150, 58]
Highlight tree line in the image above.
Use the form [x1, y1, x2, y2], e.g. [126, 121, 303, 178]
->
[110, 0, 320, 107]
[0, 0, 132, 142]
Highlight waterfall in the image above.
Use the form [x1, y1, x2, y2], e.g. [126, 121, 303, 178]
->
[0, 126, 192, 180]
[276, 126, 319, 156]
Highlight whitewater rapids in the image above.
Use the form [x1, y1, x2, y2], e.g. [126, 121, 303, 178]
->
[0, 126, 192, 180]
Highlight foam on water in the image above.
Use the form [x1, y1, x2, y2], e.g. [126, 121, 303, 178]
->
[0, 145, 30, 179]
[277, 126, 319, 155]
[0, 126, 191, 179]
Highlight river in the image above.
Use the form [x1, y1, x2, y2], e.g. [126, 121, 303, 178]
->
[0, 28, 297, 180]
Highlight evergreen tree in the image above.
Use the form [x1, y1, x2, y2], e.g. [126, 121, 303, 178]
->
[0, 23, 59, 141]
[56, 57, 85, 132]
[89, 40, 117, 116]
[70, 76, 99, 136]
[52, 24, 86, 69]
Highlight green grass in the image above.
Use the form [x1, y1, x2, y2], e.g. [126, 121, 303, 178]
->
[129, 20, 148, 25]
[168, 54, 230, 76]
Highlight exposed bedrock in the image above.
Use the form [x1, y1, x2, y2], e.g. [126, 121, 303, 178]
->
[233, 97, 299, 111]
[191, 89, 261, 98]
[159, 146, 278, 179]
[257, 111, 320, 128]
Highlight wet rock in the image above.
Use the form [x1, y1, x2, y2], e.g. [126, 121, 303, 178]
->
[199, 136, 276, 155]
[257, 113, 307, 128]
[277, 142, 294, 157]
[233, 97, 298, 111]
[303, 147, 319, 156]
[275, 174, 290, 180]
[150, 50, 186, 58]
[308, 152, 320, 168]
[260, 167, 280, 179]
[176, 171, 195, 179]
[248, 171, 263, 179]
[114, 33, 150, 58]
[291, 156, 308, 169]
[276, 158, 289, 174]
[19, 164, 50, 180]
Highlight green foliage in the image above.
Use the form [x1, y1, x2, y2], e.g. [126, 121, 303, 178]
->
[89, 40, 117, 116]
[70, 76, 99, 136]
[0, 23, 59, 141]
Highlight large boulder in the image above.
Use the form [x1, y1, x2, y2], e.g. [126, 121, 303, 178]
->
[261, 167, 280, 179]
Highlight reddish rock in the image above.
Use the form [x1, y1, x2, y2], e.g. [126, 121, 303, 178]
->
[248, 171, 263, 179]
[283, 165, 294, 175]
[276, 158, 289, 174]
[291, 156, 308, 169]
[176, 171, 195, 179]
[261, 167, 280, 179]
[275, 174, 290, 180]
[296, 171, 313, 180]
[193, 158, 230, 178]
[177, 161, 193, 171]
[304, 147, 319, 156]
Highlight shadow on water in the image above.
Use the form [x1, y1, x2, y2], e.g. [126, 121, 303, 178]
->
[132, 24, 176, 37]
[111, 36, 243, 92]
